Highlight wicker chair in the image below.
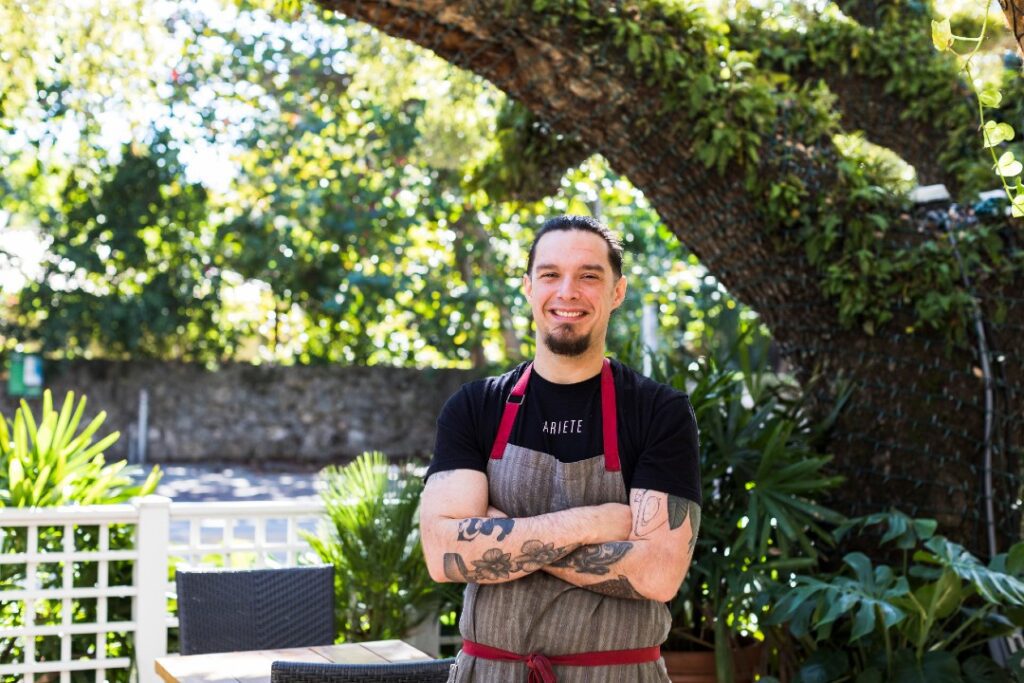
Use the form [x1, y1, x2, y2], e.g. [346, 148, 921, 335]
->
[270, 659, 456, 683]
[175, 565, 335, 655]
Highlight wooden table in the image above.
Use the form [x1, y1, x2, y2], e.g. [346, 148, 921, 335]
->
[155, 640, 434, 683]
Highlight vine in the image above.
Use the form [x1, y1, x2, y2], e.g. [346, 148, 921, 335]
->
[932, 14, 1024, 216]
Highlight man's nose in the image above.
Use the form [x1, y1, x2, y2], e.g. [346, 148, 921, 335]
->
[557, 277, 579, 298]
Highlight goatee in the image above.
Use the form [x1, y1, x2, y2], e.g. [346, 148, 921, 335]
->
[544, 329, 592, 357]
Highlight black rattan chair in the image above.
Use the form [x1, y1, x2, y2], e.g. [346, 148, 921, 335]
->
[270, 659, 456, 683]
[176, 565, 335, 655]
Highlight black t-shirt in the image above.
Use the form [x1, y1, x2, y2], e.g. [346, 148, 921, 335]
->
[427, 359, 702, 505]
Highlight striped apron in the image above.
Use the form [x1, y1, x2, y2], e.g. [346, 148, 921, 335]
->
[447, 359, 671, 682]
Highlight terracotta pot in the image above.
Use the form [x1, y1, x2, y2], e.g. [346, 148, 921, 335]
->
[663, 642, 764, 683]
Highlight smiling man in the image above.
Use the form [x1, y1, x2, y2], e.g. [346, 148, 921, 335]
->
[421, 215, 702, 682]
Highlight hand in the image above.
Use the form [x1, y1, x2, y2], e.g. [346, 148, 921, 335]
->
[596, 502, 632, 543]
[487, 505, 508, 518]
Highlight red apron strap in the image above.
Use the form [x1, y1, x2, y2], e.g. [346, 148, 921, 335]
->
[489, 359, 619, 470]
[490, 363, 533, 459]
[600, 358, 620, 471]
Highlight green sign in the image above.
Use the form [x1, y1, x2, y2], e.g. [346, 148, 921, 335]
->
[7, 353, 43, 398]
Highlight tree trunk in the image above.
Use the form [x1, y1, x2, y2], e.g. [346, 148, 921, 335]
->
[317, 0, 1022, 554]
[1000, 0, 1024, 54]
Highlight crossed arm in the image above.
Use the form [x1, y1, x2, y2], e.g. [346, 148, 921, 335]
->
[419, 469, 700, 602]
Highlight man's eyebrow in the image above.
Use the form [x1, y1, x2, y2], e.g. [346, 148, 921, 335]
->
[534, 262, 607, 272]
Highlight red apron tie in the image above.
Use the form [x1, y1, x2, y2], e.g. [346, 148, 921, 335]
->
[525, 653, 556, 683]
[462, 639, 661, 682]
[490, 358, 620, 471]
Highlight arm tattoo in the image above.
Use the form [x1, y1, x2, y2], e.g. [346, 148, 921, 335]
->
[586, 575, 645, 600]
[633, 491, 666, 537]
[457, 517, 515, 542]
[443, 540, 570, 582]
[668, 495, 702, 557]
[549, 541, 633, 575]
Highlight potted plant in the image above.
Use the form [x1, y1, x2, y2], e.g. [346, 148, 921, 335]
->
[641, 336, 850, 683]
[764, 510, 1024, 682]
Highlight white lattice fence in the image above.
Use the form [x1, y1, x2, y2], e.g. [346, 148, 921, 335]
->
[0, 503, 140, 683]
[0, 496, 324, 683]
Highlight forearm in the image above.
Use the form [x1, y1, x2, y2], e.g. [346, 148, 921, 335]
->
[543, 539, 687, 601]
[543, 492, 701, 602]
[423, 505, 625, 585]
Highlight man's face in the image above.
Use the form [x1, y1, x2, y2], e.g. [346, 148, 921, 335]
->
[523, 229, 627, 358]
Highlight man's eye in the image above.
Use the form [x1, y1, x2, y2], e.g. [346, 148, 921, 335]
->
[540, 273, 557, 279]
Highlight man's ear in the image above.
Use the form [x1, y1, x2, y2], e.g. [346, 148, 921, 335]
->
[612, 275, 628, 309]
[523, 273, 533, 302]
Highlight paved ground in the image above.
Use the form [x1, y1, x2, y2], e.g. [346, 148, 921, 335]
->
[140, 462, 325, 502]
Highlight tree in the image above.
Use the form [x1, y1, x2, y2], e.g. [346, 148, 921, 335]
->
[308, 0, 1023, 553]
[8, 134, 233, 361]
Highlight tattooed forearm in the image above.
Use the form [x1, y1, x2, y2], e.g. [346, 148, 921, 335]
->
[443, 540, 571, 582]
[457, 517, 515, 542]
[667, 495, 702, 557]
[586, 575, 645, 600]
[549, 541, 633, 575]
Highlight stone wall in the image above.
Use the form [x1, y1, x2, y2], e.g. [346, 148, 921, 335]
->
[0, 361, 481, 464]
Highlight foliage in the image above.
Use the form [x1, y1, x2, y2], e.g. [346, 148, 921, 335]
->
[305, 451, 451, 641]
[470, 98, 589, 201]
[766, 511, 1024, 682]
[932, 12, 1024, 215]
[4, 0, 1022, 367]
[0, 389, 159, 507]
[9, 136, 231, 361]
[508, 0, 1020, 353]
[0, 389, 160, 682]
[630, 332, 849, 682]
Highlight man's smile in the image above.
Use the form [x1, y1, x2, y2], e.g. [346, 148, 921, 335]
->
[550, 309, 588, 321]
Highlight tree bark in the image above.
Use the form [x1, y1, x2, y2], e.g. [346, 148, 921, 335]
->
[317, 0, 1022, 554]
[1000, 0, 1024, 54]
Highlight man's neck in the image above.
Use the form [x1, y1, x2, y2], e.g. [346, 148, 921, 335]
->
[532, 344, 607, 384]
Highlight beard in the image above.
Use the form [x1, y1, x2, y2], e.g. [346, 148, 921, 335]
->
[543, 326, 593, 357]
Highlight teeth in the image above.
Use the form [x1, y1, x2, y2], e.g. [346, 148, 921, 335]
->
[554, 310, 584, 318]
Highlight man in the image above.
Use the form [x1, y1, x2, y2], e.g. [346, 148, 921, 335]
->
[421, 215, 702, 682]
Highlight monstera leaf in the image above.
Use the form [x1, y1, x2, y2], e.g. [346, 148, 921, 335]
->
[769, 552, 909, 642]
[921, 537, 1024, 606]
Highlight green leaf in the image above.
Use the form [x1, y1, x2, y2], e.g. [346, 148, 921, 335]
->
[979, 88, 1003, 108]
[795, 649, 850, 683]
[8, 458, 24, 493]
[1011, 193, 1024, 218]
[962, 655, 1014, 683]
[924, 536, 1024, 606]
[0, 415, 10, 456]
[983, 121, 1015, 148]
[854, 669, 884, 683]
[890, 649, 961, 683]
[849, 602, 876, 641]
[995, 151, 1022, 178]
[931, 18, 953, 51]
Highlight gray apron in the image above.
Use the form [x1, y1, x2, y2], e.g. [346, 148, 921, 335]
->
[447, 360, 671, 682]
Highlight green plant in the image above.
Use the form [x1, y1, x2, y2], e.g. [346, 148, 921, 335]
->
[0, 389, 160, 506]
[0, 389, 161, 682]
[766, 511, 1024, 682]
[305, 451, 451, 642]
[637, 331, 849, 683]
